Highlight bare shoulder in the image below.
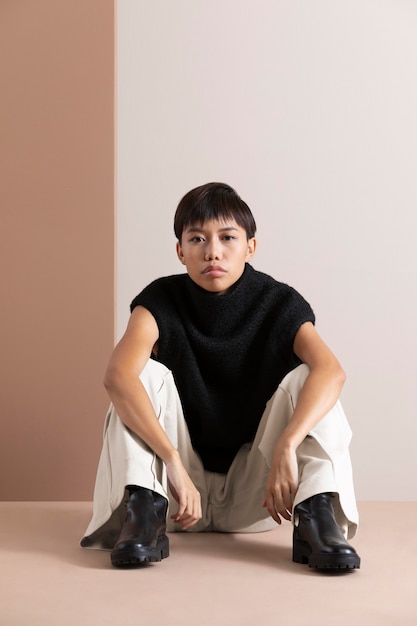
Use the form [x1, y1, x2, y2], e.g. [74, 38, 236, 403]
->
[293, 322, 342, 371]
[125, 306, 159, 344]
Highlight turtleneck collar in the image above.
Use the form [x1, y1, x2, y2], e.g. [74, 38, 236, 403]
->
[184, 263, 253, 336]
[186, 262, 250, 298]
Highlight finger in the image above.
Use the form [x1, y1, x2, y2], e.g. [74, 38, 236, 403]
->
[175, 510, 197, 530]
[272, 488, 292, 522]
[181, 518, 197, 530]
[171, 495, 188, 521]
[170, 488, 202, 525]
[180, 500, 203, 529]
[282, 485, 294, 516]
[171, 498, 194, 524]
[276, 497, 292, 521]
[265, 493, 282, 525]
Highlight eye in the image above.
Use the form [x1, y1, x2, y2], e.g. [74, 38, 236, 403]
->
[222, 235, 236, 241]
[190, 236, 205, 243]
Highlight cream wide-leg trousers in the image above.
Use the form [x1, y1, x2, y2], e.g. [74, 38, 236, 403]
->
[81, 361, 359, 550]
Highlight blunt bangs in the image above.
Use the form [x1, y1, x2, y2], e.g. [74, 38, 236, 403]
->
[174, 183, 257, 241]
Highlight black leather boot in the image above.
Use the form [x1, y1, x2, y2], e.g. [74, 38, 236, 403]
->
[111, 486, 169, 567]
[293, 492, 360, 570]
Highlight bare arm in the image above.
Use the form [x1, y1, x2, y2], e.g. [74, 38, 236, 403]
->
[104, 306, 202, 529]
[263, 321, 346, 524]
[104, 306, 175, 462]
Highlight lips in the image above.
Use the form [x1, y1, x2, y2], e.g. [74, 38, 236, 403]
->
[202, 265, 226, 277]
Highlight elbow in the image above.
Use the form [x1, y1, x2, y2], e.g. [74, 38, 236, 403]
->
[103, 373, 111, 392]
[335, 362, 347, 388]
[103, 364, 138, 400]
[315, 359, 346, 391]
[103, 365, 120, 395]
[310, 358, 346, 386]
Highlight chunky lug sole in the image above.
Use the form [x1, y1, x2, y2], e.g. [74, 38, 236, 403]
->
[293, 537, 360, 570]
[111, 535, 170, 567]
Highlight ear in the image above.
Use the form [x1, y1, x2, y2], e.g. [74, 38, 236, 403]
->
[245, 237, 256, 261]
[176, 241, 186, 265]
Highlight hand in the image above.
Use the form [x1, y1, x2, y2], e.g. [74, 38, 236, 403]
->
[165, 453, 202, 530]
[262, 441, 298, 525]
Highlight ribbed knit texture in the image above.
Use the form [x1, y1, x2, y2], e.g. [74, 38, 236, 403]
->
[131, 264, 315, 473]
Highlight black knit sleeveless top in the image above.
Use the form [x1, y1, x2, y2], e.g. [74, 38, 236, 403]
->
[131, 264, 315, 473]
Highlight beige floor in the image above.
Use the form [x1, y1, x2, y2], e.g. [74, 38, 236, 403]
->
[0, 501, 416, 626]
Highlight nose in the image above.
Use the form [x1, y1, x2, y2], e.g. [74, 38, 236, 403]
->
[204, 237, 222, 261]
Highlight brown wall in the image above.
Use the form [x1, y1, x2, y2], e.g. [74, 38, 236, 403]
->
[0, 1, 114, 500]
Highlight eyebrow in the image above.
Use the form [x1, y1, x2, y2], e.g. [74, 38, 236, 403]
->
[186, 226, 239, 234]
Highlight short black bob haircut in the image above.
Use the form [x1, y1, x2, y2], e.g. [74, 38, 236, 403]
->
[174, 182, 257, 242]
